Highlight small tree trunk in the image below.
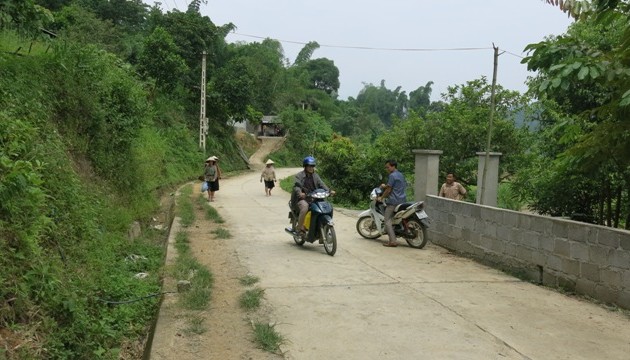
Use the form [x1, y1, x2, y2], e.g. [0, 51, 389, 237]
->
[614, 186, 622, 228]
[597, 188, 605, 225]
[605, 180, 612, 227]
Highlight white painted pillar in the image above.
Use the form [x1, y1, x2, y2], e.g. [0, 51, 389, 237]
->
[412, 150, 443, 201]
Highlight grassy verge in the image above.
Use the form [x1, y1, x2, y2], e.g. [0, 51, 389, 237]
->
[173, 185, 214, 333]
[197, 194, 225, 223]
[212, 227, 232, 239]
[184, 316, 207, 335]
[253, 322, 285, 353]
[237, 273, 285, 353]
[239, 287, 265, 311]
[239, 274, 260, 286]
[179, 185, 195, 227]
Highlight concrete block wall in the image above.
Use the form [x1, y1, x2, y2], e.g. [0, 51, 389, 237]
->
[425, 195, 630, 309]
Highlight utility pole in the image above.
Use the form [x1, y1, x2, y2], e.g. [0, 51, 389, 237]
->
[199, 51, 208, 150]
[479, 44, 499, 203]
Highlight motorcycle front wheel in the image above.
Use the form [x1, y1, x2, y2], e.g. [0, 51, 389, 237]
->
[322, 224, 337, 256]
[291, 215, 305, 246]
[404, 218, 428, 249]
[356, 216, 381, 239]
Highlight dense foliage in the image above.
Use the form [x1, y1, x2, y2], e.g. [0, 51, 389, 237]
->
[516, 0, 630, 226]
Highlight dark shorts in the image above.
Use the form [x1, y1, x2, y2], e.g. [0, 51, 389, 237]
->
[264, 180, 275, 189]
[207, 181, 219, 191]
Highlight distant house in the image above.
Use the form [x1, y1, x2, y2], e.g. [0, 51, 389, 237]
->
[260, 116, 283, 136]
[234, 115, 284, 136]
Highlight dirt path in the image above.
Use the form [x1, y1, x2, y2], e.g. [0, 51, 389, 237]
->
[149, 182, 283, 360]
[150, 134, 286, 360]
[248, 137, 285, 166]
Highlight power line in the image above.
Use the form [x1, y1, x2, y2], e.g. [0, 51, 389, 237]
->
[231, 32, 493, 52]
[230, 31, 528, 59]
[502, 50, 525, 59]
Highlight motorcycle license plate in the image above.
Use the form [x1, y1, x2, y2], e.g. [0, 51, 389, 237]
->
[416, 210, 428, 219]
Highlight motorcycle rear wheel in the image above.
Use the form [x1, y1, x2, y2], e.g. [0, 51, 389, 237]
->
[322, 224, 337, 256]
[291, 215, 305, 246]
[404, 218, 428, 249]
[356, 216, 381, 239]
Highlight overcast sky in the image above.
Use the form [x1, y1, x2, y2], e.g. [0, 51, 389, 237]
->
[157, 0, 574, 101]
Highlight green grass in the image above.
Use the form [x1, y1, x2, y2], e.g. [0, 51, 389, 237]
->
[184, 316, 207, 335]
[497, 182, 526, 210]
[253, 322, 285, 353]
[175, 231, 190, 254]
[173, 253, 201, 281]
[202, 200, 225, 223]
[182, 267, 213, 310]
[212, 227, 232, 239]
[179, 185, 195, 227]
[0, 31, 52, 56]
[280, 176, 294, 193]
[239, 274, 260, 286]
[239, 287, 264, 311]
[196, 194, 208, 207]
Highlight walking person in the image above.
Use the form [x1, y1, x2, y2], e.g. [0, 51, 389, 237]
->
[260, 159, 277, 196]
[376, 159, 407, 247]
[439, 173, 467, 200]
[204, 156, 219, 202]
[212, 155, 222, 194]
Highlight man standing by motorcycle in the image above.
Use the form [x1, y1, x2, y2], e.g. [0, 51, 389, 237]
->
[377, 159, 407, 247]
[292, 156, 333, 233]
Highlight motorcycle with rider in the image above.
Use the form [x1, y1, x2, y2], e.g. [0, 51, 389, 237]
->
[355, 159, 430, 248]
[285, 156, 337, 256]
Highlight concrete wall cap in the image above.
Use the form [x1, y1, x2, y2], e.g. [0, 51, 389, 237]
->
[476, 151, 503, 156]
[412, 149, 443, 155]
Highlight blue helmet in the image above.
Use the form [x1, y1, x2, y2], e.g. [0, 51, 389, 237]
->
[303, 156, 316, 167]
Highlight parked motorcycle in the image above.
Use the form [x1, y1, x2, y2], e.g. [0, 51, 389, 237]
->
[284, 188, 337, 256]
[356, 187, 430, 248]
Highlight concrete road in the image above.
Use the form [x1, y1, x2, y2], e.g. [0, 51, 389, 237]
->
[213, 168, 630, 359]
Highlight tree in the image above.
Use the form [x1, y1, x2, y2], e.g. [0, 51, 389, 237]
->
[145, 7, 233, 120]
[408, 81, 434, 115]
[137, 26, 189, 91]
[329, 103, 384, 140]
[316, 134, 383, 204]
[278, 108, 333, 157]
[76, 0, 148, 30]
[304, 58, 340, 94]
[228, 38, 286, 114]
[517, 4, 630, 226]
[0, 0, 53, 36]
[355, 80, 407, 127]
[35, 0, 72, 11]
[293, 41, 320, 66]
[374, 77, 530, 188]
[187, 0, 207, 14]
[210, 57, 255, 122]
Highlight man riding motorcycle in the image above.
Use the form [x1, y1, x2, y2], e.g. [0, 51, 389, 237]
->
[291, 156, 334, 233]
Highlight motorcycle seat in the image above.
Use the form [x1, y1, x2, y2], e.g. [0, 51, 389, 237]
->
[394, 202, 415, 212]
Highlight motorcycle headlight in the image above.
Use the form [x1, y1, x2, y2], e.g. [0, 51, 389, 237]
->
[370, 187, 381, 200]
[313, 191, 328, 199]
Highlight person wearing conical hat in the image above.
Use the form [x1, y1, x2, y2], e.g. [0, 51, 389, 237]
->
[260, 159, 277, 196]
[204, 156, 219, 202]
